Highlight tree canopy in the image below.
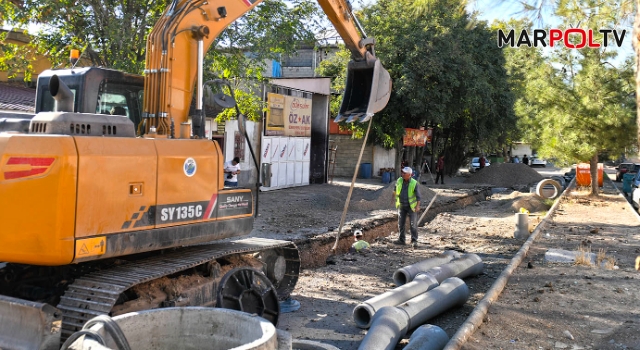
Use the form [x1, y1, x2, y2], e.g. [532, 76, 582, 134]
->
[496, 1, 636, 195]
[0, 0, 320, 80]
[322, 0, 517, 173]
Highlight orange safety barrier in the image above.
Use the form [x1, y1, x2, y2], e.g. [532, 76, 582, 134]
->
[575, 163, 603, 187]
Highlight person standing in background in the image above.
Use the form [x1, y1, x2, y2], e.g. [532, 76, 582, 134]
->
[522, 154, 529, 165]
[393, 167, 422, 248]
[435, 155, 445, 185]
[224, 157, 241, 187]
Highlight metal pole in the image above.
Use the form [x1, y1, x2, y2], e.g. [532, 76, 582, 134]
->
[331, 118, 373, 252]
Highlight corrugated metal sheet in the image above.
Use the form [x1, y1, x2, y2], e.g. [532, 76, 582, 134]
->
[0, 83, 35, 112]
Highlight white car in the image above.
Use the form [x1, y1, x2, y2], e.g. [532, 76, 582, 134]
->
[468, 157, 490, 173]
[529, 157, 547, 167]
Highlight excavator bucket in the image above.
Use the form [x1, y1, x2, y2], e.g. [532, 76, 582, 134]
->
[0, 294, 61, 350]
[334, 58, 391, 123]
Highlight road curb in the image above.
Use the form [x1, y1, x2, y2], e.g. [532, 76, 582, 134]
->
[443, 176, 574, 350]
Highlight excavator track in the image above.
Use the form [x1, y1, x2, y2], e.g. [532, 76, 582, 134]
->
[57, 237, 300, 340]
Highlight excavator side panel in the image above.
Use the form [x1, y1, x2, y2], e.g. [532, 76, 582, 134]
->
[74, 137, 158, 239]
[71, 138, 254, 262]
[154, 138, 221, 227]
[0, 134, 77, 265]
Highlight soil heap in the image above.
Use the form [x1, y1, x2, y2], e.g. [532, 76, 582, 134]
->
[463, 163, 543, 188]
[351, 182, 437, 211]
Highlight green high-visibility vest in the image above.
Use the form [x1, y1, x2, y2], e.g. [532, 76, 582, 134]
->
[352, 240, 370, 252]
[395, 177, 418, 210]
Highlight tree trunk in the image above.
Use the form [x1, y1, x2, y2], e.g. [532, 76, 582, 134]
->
[395, 142, 404, 178]
[407, 147, 416, 170]
[635, 0, 640, 150]
[590, 153, 599, 196]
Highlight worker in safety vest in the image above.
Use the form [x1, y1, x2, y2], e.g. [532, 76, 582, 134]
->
[392, 167, 422, 248]
[350, 229, 370, 253]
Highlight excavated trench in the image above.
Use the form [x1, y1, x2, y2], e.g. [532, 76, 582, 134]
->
[292, 188, 492, 268]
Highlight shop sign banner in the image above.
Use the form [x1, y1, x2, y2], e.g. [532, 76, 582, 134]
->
[284, 96, 312, 137]
[403, 128, 432, 147]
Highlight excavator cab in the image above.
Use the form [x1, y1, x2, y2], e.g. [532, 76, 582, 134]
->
[336, 57, 391, 123]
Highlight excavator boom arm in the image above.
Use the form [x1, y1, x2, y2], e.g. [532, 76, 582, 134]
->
[142, 0, 390, 135]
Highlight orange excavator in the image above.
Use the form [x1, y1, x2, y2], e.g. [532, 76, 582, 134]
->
[0, 0, 391, 348]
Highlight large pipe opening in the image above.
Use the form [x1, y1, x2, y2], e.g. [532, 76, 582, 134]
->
[353, 304, 375, 328]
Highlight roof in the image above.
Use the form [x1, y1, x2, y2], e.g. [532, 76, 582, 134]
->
[0, 83, 36, 112]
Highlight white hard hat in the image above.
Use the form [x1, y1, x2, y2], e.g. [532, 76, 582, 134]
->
[353, 229, 363, 237]
[402, 166, 413, 174]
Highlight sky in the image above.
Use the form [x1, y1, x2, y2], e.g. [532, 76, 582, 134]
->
[470, 0, 634, 65]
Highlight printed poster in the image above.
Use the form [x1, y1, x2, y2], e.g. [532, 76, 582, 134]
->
[265, 93, 285, 136]
[403, 128, 432, 147]
[283, 96, 312, 137]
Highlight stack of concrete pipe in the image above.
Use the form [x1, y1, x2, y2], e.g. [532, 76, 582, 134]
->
[354, 252, 484, 350]
[358, 277, 468, 350]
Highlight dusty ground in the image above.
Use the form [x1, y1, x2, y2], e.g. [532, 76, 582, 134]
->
[277, 188, 537, 349]
[465, 178, 640, 350]
[265, 168, 640, 350]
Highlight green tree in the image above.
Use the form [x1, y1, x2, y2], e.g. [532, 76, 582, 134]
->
[356, 0, 516, 173]
[0, 0, 170, 75]
[1, 0, 321, 122]
[500, 2, 636, 195]
[0, 0, 320, 75]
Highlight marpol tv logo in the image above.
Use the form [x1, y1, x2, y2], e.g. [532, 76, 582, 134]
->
[497, 28, 626, 49]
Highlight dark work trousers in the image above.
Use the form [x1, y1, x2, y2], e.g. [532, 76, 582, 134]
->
[398, 205, 418, 243]
[435, 170, 444, 184]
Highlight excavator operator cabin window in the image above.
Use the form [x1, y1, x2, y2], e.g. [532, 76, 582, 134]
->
[40, 86, 77, 112]
[96, 81, 142, 130]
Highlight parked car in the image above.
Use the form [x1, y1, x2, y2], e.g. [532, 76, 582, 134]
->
[468, 157, 490, 173]
[631, 184, 640, 210]
[529, 157, 547, 167]
[630, 170, 640, 188]
[615, 162, 638, 182]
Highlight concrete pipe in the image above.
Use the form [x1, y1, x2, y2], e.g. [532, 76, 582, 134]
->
[78, 307, 277, 350]
[353, 274, 439, 329]
[393, 250, 462, 286]
[536, 178, 562, 199]
[417, 253, 484, 284]
[513, 212, 530, 240]
[358, 277, 469, 350]
[403, 324, 449, 350]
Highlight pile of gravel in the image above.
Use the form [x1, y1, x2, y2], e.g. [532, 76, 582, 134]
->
[351, 182, 437, 211]
[464, 163, 543, 188]
[510, 195, 551, 213]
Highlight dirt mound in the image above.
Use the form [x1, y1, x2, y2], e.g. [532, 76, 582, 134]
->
[351, 182, 437, 211]
[510, 194, 551, 213]
[464, 163, 543, 188]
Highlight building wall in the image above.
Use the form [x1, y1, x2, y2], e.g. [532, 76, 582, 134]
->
[265, 44, 340, 79]
[373, 145, 395, 175]
[511, 143, 533, 158]
[0, 30, 52, 83]
[329, 135, 395, 178]
[224, 119, 261, 185]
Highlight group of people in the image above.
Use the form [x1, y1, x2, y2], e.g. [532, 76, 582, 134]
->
[512, 154, 529, 165]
